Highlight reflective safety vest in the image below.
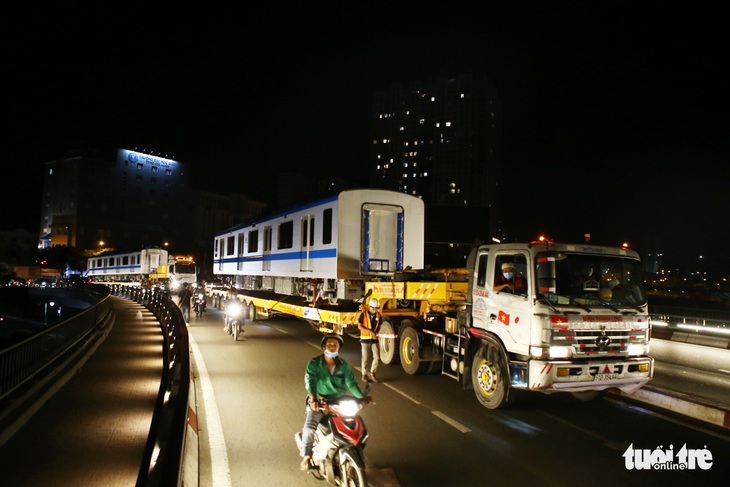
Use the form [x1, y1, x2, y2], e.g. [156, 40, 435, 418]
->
[360, 312, 380, 341]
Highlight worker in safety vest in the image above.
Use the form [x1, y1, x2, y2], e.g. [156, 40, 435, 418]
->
[357, 297, 382, 382]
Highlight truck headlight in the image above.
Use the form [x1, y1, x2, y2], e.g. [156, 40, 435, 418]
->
[530, 346, 572, 359]
[627, 343, 649, 356]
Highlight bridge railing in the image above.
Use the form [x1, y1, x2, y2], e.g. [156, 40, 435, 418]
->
[112, 286, 193, 487]
[0, 284, 114, 443]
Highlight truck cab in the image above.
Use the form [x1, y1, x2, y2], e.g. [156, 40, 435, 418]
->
[466, 242, 654, 408]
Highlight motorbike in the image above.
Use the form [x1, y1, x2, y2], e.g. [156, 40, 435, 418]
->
[193, 291, 207, 317]
[295, 394, 370, 487]
[224, 299, 244, 340]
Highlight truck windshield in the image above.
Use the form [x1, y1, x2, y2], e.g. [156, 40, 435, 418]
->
[536, 253, 646, 308]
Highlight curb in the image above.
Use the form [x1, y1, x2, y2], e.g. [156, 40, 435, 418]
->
[651, 328, 730, 349]
[611, 385, 730, 431]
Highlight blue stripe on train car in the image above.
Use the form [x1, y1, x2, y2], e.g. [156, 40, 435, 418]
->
[215, 248, 337, 265]
[89, 265, 143, 273]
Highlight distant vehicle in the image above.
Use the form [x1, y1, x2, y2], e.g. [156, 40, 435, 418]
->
[32, 278, 55, 288]
[167, 255, 197, 291]
[87, 248, 168, 284]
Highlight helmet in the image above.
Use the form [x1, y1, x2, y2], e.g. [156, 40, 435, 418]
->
[320, 333, 344, 349]
[368, 298, 380, 309]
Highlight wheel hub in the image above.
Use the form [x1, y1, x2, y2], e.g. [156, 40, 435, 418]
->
[476, 362, 496, 394]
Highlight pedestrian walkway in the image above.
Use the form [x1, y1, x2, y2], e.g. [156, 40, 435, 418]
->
[0, 296, 163, 486]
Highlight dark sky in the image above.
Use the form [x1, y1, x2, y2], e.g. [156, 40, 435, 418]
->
[3, 2, 728, 270]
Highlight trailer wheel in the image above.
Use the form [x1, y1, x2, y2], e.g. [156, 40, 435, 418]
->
[471, 336, 513, 409]
[400, 323, 429, 375]
[378, 320, 400, 365]
[245, 302, 255, 321]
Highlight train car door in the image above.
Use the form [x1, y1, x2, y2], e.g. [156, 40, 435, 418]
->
[300, 214, 314, 271]
[361, 203, 404, 275]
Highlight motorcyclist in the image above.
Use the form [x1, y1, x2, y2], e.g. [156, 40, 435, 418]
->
[192, 283, 207, 315]
[299, 333, 369, 471]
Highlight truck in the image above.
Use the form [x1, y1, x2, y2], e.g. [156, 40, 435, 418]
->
[218, 239, 654, 409]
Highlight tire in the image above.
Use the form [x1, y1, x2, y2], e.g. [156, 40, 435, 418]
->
[571, 390, 604, 402]
[471, 336, 514, 409]
[399, 323, 430, 375]
[341, 451, 368, 487]
[233, 321, 239, 340]
[378, 320, 400, 365]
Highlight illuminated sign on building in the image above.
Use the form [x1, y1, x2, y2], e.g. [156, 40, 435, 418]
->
[118, 149, 178, 168]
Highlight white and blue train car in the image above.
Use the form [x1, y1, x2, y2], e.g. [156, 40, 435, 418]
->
[87, 248, 169, 284]
[213, 189, 424, 302]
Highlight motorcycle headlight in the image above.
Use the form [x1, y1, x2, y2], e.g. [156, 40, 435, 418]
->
[332, 399, 360, 417]
[227, 302, 243, 318]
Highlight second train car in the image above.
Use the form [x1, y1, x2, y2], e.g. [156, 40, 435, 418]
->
[213, 189, 425, 303]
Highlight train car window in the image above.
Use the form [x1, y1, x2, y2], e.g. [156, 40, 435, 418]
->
[248, 230, 259, 253]
[122, 256, 129, 265]
[323, 209, 333, 244]
[278, 221, 293, 249]
[227, 236, 235, 256]
[237, 233, 244, 256]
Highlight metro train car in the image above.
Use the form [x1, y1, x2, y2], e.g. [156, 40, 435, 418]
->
[87, 248, 169, 283]
[213, 189, 425, 303]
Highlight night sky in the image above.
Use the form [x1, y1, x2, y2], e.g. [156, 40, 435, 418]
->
[3, 2, 728, 271]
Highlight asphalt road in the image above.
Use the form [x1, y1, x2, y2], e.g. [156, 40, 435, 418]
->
[187, 307, 730, 486]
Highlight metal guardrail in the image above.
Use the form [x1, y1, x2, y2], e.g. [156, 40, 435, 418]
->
[0, 285, 113, 403]
[649, 304, 730, 336]
[112, 286, 191, 487]
[0, 285, 114, 447]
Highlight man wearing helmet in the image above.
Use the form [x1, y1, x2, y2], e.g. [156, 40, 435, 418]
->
[299, 334, 366, 471]
[357, 297, 382, 383]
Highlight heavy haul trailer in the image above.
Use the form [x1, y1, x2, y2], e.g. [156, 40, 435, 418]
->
[210, 287, 363, 334]
[365, 241, 655, 409]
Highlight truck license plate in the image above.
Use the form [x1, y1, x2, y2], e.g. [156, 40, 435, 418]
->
[594, 373, 619, 381]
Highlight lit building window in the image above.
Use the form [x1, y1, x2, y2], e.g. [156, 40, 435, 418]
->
[460, 93, 465, 98]
[436, 122, 440, 127]
[445, 122, 451, 127]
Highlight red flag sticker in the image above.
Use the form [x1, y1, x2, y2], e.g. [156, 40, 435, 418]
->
[498, 310, 510, 326]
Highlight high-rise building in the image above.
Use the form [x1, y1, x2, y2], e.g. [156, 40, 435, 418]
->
[371, 74, 502, 245]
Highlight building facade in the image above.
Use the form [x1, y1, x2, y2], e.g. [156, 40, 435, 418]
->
[371, 74, 503, 244]
[39, 149, 190, 251]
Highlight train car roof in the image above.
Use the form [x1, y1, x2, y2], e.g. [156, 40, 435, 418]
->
[215, 188, 418, 237]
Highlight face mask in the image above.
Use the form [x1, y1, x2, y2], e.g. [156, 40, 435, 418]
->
[503, 272, 513, 280]
[324, 350, 339, 358]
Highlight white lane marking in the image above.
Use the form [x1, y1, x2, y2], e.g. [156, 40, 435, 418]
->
[432, 410, 472, 433]
[382, 383, 422, 405]
[719, 369, 730, 375]
[189, 333, 232, 487]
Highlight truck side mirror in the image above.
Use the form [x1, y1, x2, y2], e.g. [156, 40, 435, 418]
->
[536, 258, 556, 295]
